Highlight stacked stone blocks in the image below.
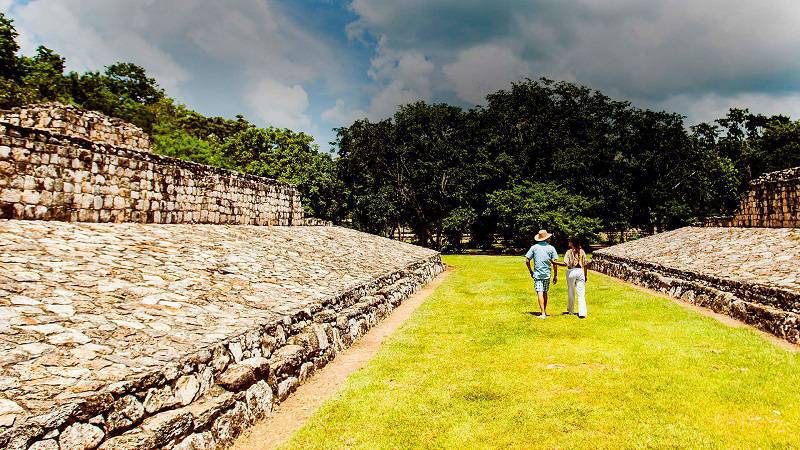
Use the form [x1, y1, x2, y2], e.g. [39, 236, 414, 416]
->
[591, 227, 800, 344]
[701, 166, 800, 228]
[0, 105, 304, 226]
[0, 103, 151, 152]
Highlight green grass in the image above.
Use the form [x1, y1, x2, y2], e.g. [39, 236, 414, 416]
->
[284, 255, 800, 449]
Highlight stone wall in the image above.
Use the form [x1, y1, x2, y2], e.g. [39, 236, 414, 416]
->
[0, 103, 151, 153]
[1, 254, 444, 449]
[0, 108, 304, 225]
[0, 219, 445, 449]
[701, 166, 800, 228]
[591, 227, 800, 344]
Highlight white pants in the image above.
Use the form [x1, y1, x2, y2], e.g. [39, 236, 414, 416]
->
[567, 268, 587, 317]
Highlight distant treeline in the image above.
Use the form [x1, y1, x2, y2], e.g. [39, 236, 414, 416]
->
[2, 12, 799, 250]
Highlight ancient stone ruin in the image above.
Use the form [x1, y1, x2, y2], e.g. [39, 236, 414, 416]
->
[0, 103, 303, 225]
[593, 166, 800, 344]
[701, 166, 800, 228]
[0, 104, 444, 449]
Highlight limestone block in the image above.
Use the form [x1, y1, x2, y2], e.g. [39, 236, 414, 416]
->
[143, 384, 178, 414]
[216, 364, 256, 392]
[244, 380, 273, 420]
[175, 375, 201, 406]
[58, 422, 104, 450]
[140, 409, 194, 448]
[210, 401, 250, 446]
[182, 388, 235, 430]
[105, 395, 145, 433]
[276, 376, 299, 402]
[28, 440, 59, 450]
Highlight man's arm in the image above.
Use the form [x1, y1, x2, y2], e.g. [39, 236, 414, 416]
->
[583, 251, 588, 281]
[551, 259, 558, 284]
[525, 258, 533, 277]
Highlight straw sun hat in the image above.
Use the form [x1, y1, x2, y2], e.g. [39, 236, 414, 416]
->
[534, 229, 552, 241]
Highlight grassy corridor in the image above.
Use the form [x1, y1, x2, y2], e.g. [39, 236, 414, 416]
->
[284, 255, 800, 449]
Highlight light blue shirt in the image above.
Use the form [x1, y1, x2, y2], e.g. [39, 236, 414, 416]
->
[525, 242, 558, 280]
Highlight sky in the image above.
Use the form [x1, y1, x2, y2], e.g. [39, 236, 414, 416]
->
[3, 0, 800, 151]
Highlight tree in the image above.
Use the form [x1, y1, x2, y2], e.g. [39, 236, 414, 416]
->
[19, 46, 70, 103]
[487, 181, 601, 249]
[221, 127, 341, 219]
[0, 12, 19, 79]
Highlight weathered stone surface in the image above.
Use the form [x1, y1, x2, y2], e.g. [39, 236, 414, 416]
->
[216, 365, 256, 392]
[244, 380, 273, 420]
[182, 388, 235, 431]
[0, 103, 151, 152]
[28, 439, 59, 450]
[105, 395, 145, 433]
[210, 401, 249, 446]
[58, 422, 104, 450]
[140, 409, 193, 447]
[277, 377, 299, 402]
[172, 431, 215, 450]
[700, 166, 800, 228]
[238, 357, 270, 378]
[97, 431, 156, 450]
[269, 345, 305, 378]
[0, 398, 24, 427]
[175, 375, 201, 406]
[0, 200, 443, 448]
[593, 227, 800, 343]
[143, 385, 178, 415]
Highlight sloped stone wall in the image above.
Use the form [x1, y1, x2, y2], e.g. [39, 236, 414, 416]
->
[0, 220, 445, 449]
[701, 166, 800, 228]
[0, 111, 304, 225]
[592, 227, 800, 343]
[1, 256, 443, 449]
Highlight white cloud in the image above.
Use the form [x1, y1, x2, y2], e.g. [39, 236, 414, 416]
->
[362, 39, 435, 119]
[4, 0, 345, 140]
[349, 0, 800, 119]
[321, 99, 368, 125]
[443, 44, 530, 104]
[655, 92, 800, 126]
[8, 0, 190, 94]
[246, 78, 312, 130]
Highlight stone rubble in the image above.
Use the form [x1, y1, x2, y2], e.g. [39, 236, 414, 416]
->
[592, 226, 800, 343]
[0, 221, 444, 449]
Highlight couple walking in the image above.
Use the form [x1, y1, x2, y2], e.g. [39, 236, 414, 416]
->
[524, 229, 588, 320]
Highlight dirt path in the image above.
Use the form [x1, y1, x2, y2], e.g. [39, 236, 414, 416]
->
[599, 270, 800, 353]
[231, 269, 452, 450]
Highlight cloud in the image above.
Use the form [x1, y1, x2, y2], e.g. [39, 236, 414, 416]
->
[656, 92, 800, 126]
[7, 0, 191, 94]
[362, 39, 435, 119]
[348, 0, 800, 123]
[321, 99, 368, 125]
[3, 0, 346, 145]
[246, 78, 312, 130]
[443, 44, 530, 104]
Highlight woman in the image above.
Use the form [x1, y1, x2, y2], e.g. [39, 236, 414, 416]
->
[562, 238, 588, 318]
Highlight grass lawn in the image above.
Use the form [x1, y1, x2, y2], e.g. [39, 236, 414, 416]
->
[283, 255, 800, 449]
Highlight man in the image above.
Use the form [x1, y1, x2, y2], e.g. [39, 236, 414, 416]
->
[525, 229, 558, 319]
